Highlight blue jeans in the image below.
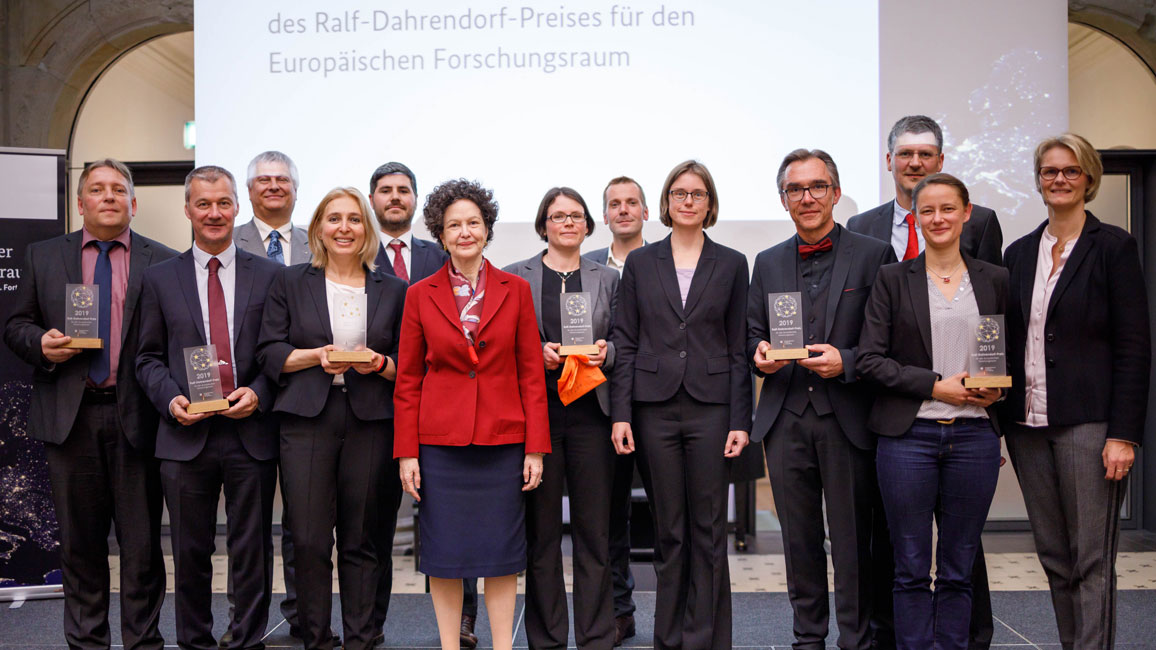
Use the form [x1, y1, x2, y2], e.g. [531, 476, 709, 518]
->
[875, 418, 1000, 650]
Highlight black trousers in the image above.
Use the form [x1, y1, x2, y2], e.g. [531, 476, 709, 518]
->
[525, 393, 615, 649]
[765, 405, 873, 650]
[634, 388, 731, 650]
[608, 451, 638, 619]
[225, 492, 299, 632]
[280, 388, 391, 650]
[44, 394, 165, 650]
[370, 435, 403, 634]
[868, 476, 994, 650]
[160, 420, 276, 650]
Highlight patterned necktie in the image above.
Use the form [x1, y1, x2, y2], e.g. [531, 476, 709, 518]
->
[389, 239, 409, 284]
[88, 240, 116, 384]
[903, 213, 920, 261]
[267, 229, 285, 265]
[207, 257, 235, 393]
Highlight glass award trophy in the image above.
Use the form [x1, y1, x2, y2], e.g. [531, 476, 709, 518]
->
[184, 344, 230, 413]
[328, 293, 374, 363]
[764, 292, 809, 360]
[963, 314, 1012, 388]
[63, 284, 103, 348]
[558, 291, 599, 355]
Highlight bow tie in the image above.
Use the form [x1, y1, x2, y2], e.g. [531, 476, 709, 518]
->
[798, 237, 833, 260]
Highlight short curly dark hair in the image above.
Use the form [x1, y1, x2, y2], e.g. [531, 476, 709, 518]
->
[423, 179, 499, 248]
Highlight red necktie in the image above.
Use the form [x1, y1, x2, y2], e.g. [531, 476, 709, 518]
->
[903, 213, 919, 261]
[389, 240, 409, 283]
[207, 257, 235, 394]
[798, 237, 833, 260]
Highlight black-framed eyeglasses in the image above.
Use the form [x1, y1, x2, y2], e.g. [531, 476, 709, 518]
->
[780, 183, 831, 202]
[547, 212, 585, 224]
[669, 189, 709, 203]
[1039, 166, 1083, 181]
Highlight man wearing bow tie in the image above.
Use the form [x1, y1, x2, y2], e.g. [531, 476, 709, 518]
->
[747, 149, 894, 650]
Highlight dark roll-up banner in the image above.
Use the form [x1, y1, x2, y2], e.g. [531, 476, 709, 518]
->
[0, 147, 67, 602]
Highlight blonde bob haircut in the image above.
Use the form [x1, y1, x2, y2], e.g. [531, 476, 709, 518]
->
[1033, 133, 1103, 203]
[658, 160, 720, 229]
[308, 187, 380, 271]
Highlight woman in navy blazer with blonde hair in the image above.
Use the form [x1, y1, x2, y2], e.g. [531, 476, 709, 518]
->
[610, 160, 750, 650]
[1003, 134, 1150, 649]
[257, 187, 407, 650]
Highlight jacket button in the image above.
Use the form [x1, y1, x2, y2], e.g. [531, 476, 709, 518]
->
[1045, 333, 1054, 342]
[478, 340, 486, 348]
[679, 322, 686, 330]
[1046, 358, 1055, 368]
[469, 371, 476, 378]
[679, 351, 687, 359]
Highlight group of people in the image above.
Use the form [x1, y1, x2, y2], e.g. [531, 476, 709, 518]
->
[4, 113, 1147, 650]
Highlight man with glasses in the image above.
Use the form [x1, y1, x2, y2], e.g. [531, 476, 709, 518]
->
[848, 115, 1001, 650]
[235, 151, 311, 266]
[582, 175, 649, 646]
[748, 149, 895, 650]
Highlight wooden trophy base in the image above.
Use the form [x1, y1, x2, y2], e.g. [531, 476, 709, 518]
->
[559, 344, 600, 356]
[63, 338, 103, 349]
[964, 375, 1012, 388]
[328, 350, 375, 363]
[188, 399, 230, 414]
[765, 347, 809, 361]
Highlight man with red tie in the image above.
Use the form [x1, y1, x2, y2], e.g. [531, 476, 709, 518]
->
[366, 161, 458, 646]
[846, 115, 1002, 650]
[848, 115, 1003, 266]
[136, 166, 281, 650]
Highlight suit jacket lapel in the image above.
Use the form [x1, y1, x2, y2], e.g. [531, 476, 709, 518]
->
[478, 266, 509, 334]
[579, 256, 603, 321]
[655, 237, 685, 318]
[1046, 213, 1098, 322]
[907, 256, 933, 361]
[428, 265, 464, 332]
[966, 254, 997, 315]
[122, 233, 153, 345]
[62, 232, 83, 284]
[1016, 223, 1045, 330]
[233, 252, 255, 344]
[305, 266, 333, 341]
[824, 231, 853, 340]
[177, 252, 207, 344]
[521, 255, 546, 339]
[365, 270, 383, 334]
[375, 244, 395, 279]
[871, 202, 896, 242]
[291, 226, 310, 265]
[683, 236, 718, 316]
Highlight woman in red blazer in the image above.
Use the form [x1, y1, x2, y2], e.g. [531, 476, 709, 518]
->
[394, 179, 550, 650]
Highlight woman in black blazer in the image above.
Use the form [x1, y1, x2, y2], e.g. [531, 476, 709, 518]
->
[1003, 134, 1150, 649]
[857, 174, 1006, 650]
[257, 187, 407, 650]
[610, 160, 750, 650]
[503, 186, 620, 650]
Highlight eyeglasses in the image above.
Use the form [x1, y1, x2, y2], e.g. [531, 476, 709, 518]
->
[547, 212, 585, 224]
[1039, 166, 1083, 181]
[669, 189, 709, 203]
[780, 183, 832, 202]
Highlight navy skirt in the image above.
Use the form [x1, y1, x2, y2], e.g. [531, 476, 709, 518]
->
[417, 443, 526, 578]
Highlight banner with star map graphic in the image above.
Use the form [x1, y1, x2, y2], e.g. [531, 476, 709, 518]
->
[0, 148, 68, 601]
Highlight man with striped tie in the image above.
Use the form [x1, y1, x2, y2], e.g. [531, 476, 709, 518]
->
[846, 115, 1002, 650]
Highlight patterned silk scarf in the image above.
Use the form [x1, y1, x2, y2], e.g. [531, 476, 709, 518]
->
[447, 260, 487, 357]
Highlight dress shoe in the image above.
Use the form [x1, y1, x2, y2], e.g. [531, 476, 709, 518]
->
[288, 627, 341, 647]
[217, 629, 233, 648]
[460, 613, 479, 649]
[372, 629, 385, 646]
[614, 614, 636, 646]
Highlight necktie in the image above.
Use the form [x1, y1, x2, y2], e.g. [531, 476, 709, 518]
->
[207, 257, 235, 393]
[798, 237, 833, 260]
[87, 240, 116, 384]
[389, 240, 409, 284]
[903, 213, 920, 261]
[267, 229, 285, 265]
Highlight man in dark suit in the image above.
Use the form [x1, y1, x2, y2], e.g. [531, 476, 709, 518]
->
[365, 161, 456, 646]
[582, 175, 649, 646]
[234, 150, 311, 265]
[748, 149, 895, 650]
[231, 149, 316, 646]
[5, 159, 177, 650]
[136, 166, 281, 650]
[848, 115, 1002, 266]
[847, 115, 999, 650]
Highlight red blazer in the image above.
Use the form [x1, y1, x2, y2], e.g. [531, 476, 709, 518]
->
[394, 260, 551, 458]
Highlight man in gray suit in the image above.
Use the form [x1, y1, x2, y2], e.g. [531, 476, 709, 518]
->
[230, 150, 318, 645]
[234, 151, 311, 265]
